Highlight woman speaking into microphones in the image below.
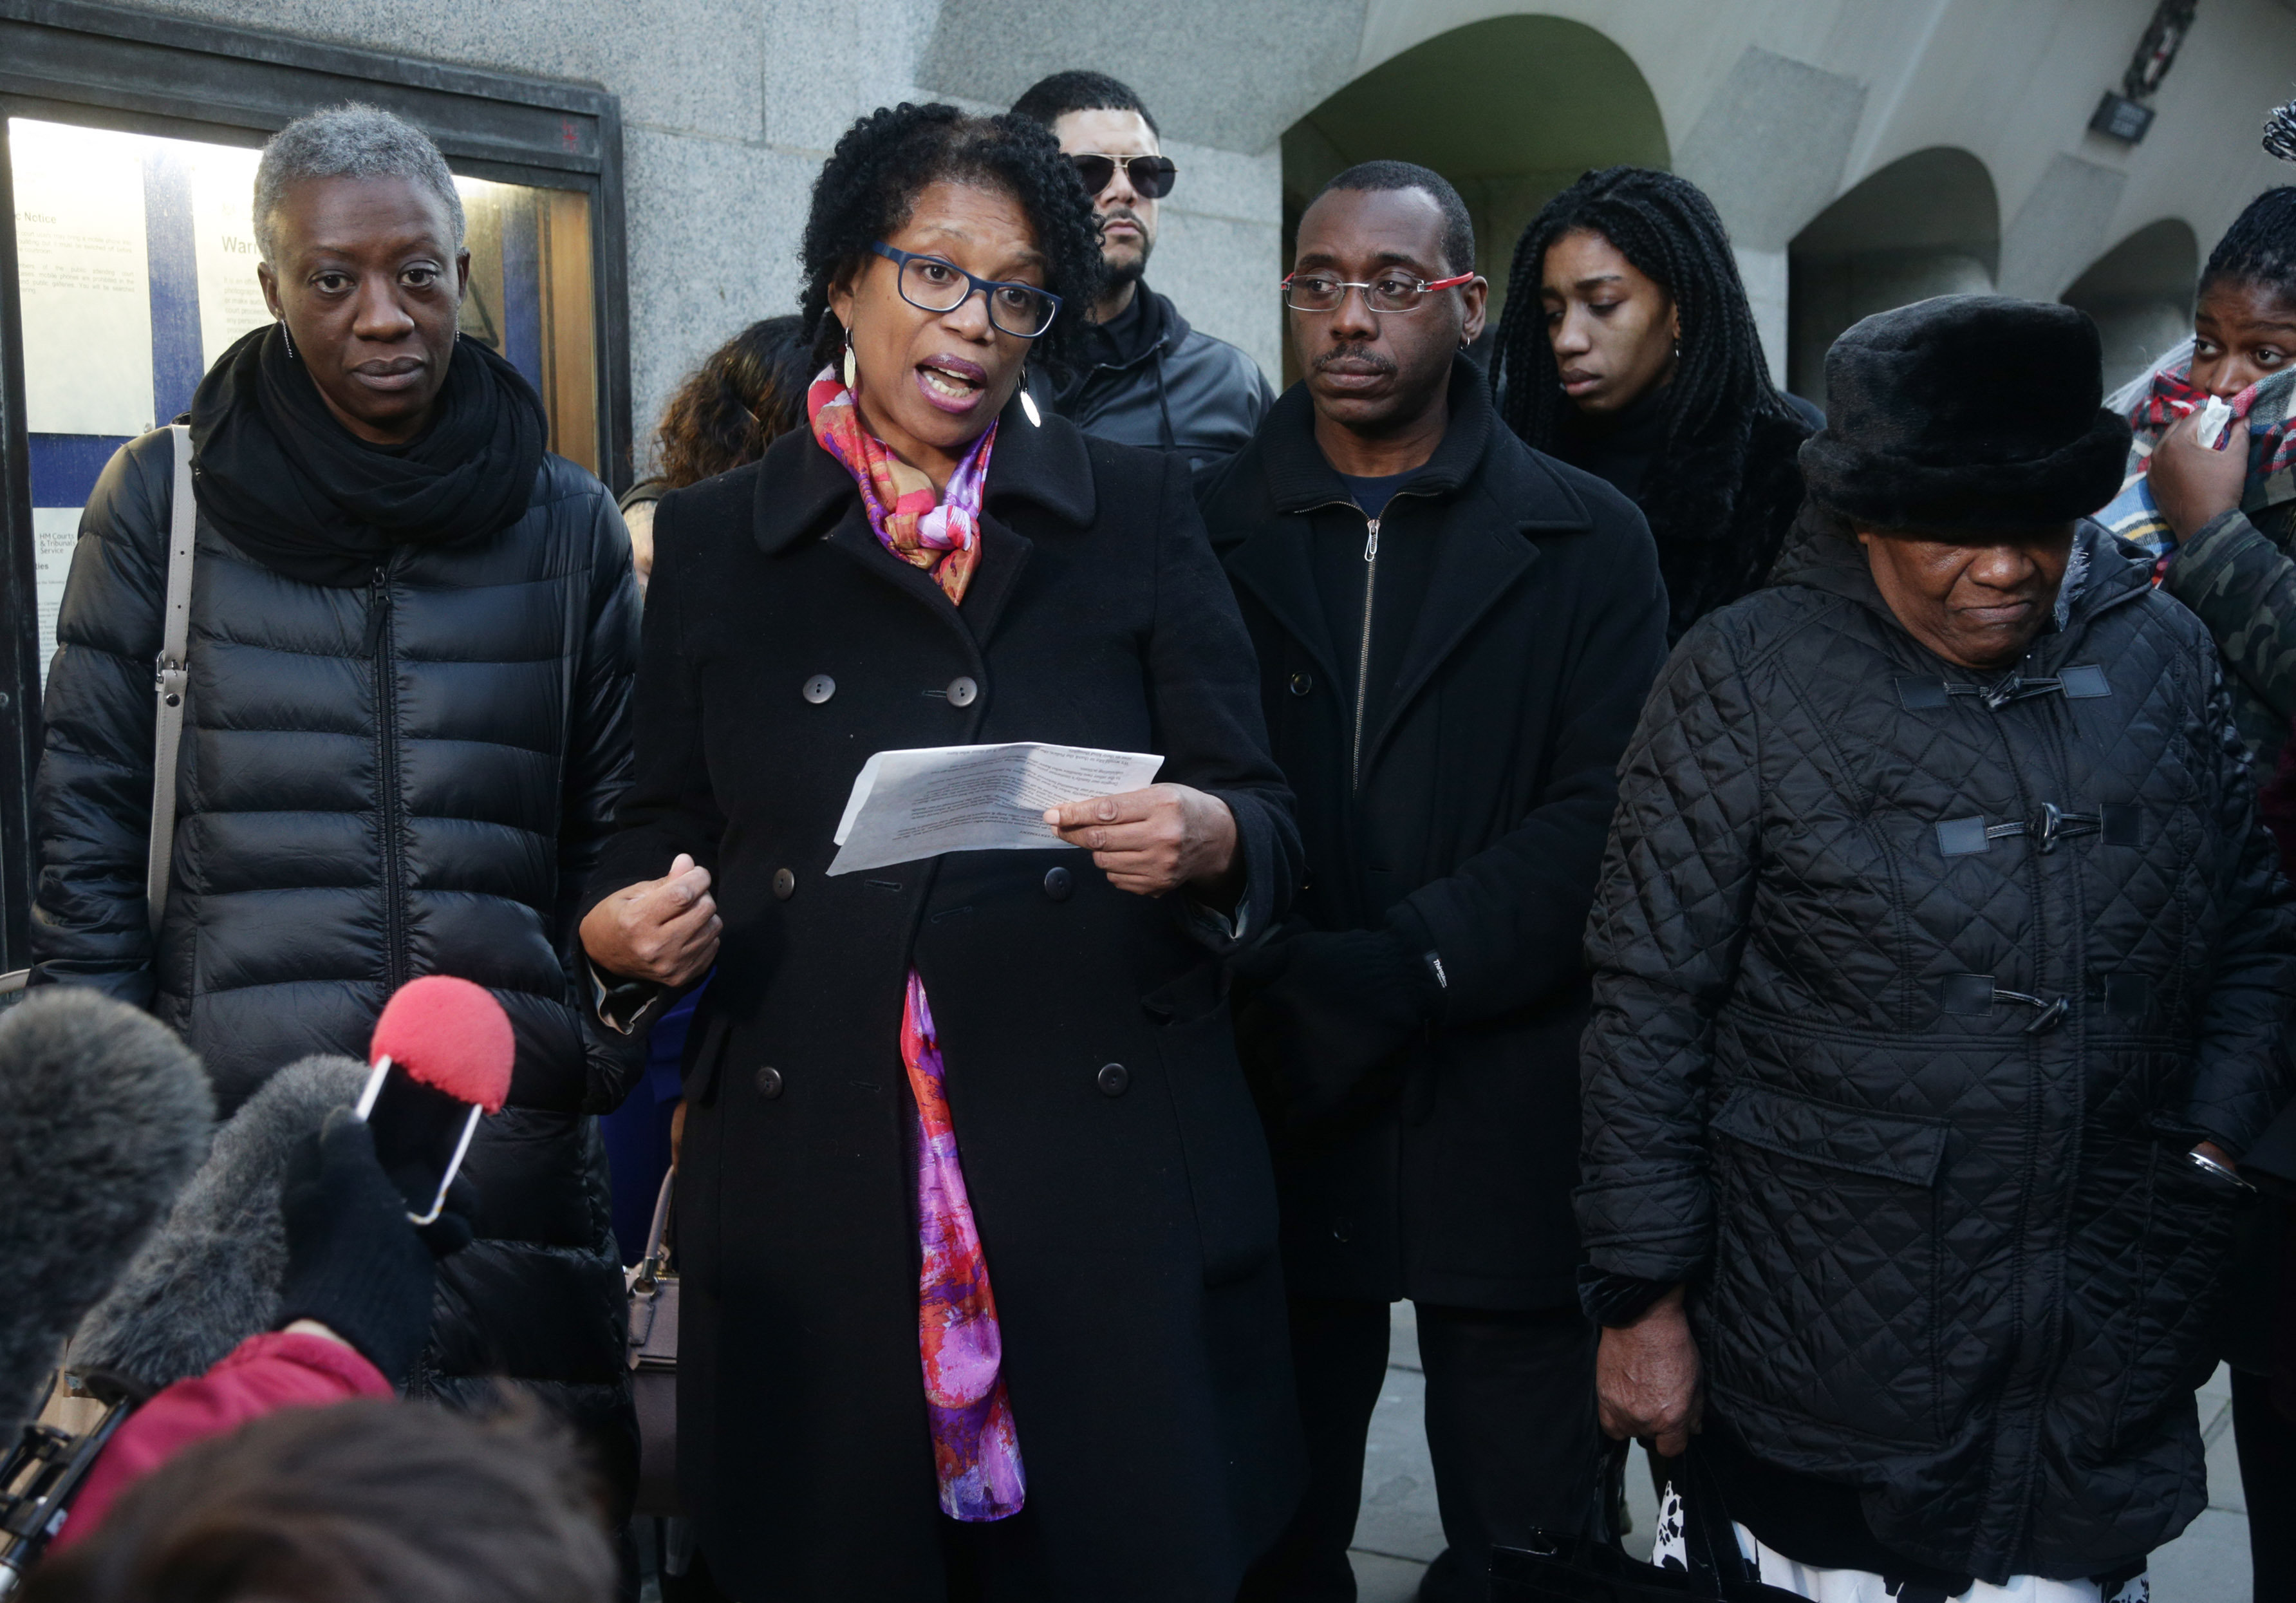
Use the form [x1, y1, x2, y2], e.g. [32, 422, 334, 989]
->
[574, 104, 1303, 1603]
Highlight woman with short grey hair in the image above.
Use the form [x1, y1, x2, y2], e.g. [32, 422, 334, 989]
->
[30, 102, 640, 1483]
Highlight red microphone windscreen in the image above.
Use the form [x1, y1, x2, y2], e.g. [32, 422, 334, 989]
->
[369, 976, 513, 1114]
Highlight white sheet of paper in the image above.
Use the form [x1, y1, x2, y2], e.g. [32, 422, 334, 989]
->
[32, 507, 79, 694]
[187, 144, 269, 372]
[11, 118, 154, 436]
[828, 742, 1164, 876]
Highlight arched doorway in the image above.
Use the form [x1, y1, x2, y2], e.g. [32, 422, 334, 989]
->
[1279, 14, 1668, 381]
[2061, 218, 2199, 391]
[1788, 147, 1999, 404]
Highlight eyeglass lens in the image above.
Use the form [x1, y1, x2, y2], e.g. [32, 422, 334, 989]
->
[897, 256, 1056, 338]
[1285, 276, 1433, 314]
[1071, 154, 1177, 200]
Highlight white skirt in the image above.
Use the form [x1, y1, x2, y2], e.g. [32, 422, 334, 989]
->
[1649, 1483, 2150, 1603]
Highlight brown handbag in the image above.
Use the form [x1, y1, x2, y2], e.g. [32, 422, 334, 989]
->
[624, 1168, 680, 1515]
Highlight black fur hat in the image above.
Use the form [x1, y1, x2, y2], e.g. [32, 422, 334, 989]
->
[1799, 295, 2132, 529]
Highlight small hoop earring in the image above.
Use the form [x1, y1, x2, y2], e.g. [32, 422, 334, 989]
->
[279, 319, 296, 361]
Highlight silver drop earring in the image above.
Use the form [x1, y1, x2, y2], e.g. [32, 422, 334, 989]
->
[843, 335, 858, 392]
[1019, 364, 1042, 427]
[279, 319, 296, 361]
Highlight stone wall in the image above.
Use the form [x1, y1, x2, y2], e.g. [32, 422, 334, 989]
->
[97, 0, 2296, 451]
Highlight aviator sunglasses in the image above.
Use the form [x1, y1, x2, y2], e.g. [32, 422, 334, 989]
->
[1070, 152, 1179, 200]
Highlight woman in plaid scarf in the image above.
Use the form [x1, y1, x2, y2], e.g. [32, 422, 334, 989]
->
[2136, 175, 2296, 1603]
[2136, 185, 2296, 769]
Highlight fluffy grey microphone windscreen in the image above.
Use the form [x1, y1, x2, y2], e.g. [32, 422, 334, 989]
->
[0, 991, 212, 1437]
[73, 1055, 368, 1396]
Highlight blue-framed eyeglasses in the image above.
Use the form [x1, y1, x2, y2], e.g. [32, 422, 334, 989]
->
[870, 242, 1062, 339]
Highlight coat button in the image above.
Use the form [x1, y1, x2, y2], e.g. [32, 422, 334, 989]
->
[756, 1065, 783, 1098]
[1043, 866, 1072, 901]
[1332, 1215, 1353, 1244]
[1097, 1062, 1129, 1097]
[772, 867, 796, 900]
[946, 675, 978, 707]
[802, 674, 835, 704]
[1288, 671, 1314, 697]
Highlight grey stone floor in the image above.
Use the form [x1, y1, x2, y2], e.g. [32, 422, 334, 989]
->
[1347, 1306, 2254, 1602]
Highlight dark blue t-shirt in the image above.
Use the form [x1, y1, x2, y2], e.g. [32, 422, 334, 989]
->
[1338, 469, 1426, 519]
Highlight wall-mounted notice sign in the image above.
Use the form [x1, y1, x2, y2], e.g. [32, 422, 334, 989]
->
[187, 144, 268, 371]
[12, 119, 154, 436]
[32, 507, 79, 691]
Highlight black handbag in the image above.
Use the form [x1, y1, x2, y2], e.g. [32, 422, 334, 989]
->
[1492, 1447, 1808, 1602]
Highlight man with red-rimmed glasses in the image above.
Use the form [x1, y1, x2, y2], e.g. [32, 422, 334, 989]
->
[1011, 70, 1273, 469]
[1200, 162, 1669, 1602]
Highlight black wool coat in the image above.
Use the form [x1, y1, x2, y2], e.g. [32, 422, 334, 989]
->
[32, 428, 642, 1470]
[1195, 362, 1671, 1308]
[1578, 520, 2296, 1580]
[583, 400, 1306, 1602]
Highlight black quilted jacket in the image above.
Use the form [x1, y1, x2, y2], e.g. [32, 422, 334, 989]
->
[1578, 515, 2296, 1582]
[32, 427, 642, 1474]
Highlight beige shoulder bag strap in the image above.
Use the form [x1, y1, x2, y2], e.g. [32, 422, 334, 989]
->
[0, 431, 192, 995]
[146, 424, 196, 937]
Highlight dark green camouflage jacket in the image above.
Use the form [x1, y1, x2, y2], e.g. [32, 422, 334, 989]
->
[2164, 501, 2296, 769]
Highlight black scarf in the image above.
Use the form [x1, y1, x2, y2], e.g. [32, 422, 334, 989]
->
[188, 323, 548, 587]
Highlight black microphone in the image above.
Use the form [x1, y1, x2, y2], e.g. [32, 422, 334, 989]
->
[0, 991, 212, 1440]
[70, 1055, 367, 1400]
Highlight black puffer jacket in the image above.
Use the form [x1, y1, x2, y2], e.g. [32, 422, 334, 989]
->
[1578, 516, 2295, 1581]
[32, 428, 641, 1471]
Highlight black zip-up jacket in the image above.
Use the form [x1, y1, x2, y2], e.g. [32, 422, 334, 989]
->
[1030, 285, 1274, 471]
[32, 427, 642, 1475]
[1198, 361, 1669, 1306]
[1579, 515, 2296, 1580]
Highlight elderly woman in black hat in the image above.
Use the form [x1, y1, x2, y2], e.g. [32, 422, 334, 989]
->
[1576, 295, 2296, 1600]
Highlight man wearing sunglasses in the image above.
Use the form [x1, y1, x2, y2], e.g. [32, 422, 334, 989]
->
[1011, 70, 1274, 469]
[1200, 162, 1670, 1603]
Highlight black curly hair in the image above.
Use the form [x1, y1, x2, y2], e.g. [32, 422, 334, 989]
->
[1489, 165, 1811, 640]
[652, 314, 813, 488]
[2201, 185, 2296, 303]
[799, 102, 1104, 377]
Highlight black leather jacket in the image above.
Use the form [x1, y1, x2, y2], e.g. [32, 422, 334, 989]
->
[1031, 285, 1274, 472]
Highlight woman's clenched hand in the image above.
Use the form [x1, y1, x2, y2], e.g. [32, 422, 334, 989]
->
[2149, 409, 2249, 541]
[1596, 1284, 1703, 1458]
[1045, 783, 1239, 899]
[579, 852, 721, 987]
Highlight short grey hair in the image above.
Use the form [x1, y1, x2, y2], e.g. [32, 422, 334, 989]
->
[253, 103, 465, 263]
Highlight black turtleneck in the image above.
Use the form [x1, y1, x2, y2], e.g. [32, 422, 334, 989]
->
[1080, 285, 1161, 371]
[1554, 384, 1669, 506]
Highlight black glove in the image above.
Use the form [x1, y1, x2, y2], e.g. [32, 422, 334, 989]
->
[274, 1108, 475, 1386]
[1240, 928, 1441, 1120]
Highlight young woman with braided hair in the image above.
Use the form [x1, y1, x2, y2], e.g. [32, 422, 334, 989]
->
[2134, 177, 2296, 1603]
[1489, 166, 1818, 642]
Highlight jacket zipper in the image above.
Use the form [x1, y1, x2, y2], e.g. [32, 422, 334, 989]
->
[1352, 515, 1381, 791]
[368, 563, 407, 991]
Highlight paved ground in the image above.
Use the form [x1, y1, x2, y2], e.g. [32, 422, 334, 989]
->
[1348, 1306, 2254, 1602]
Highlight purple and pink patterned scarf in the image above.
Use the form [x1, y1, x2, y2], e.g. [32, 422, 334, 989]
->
[806, 366, 1024, 1521]
[902, 975, 1025, 1521]
[805, 366, 995, 605]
